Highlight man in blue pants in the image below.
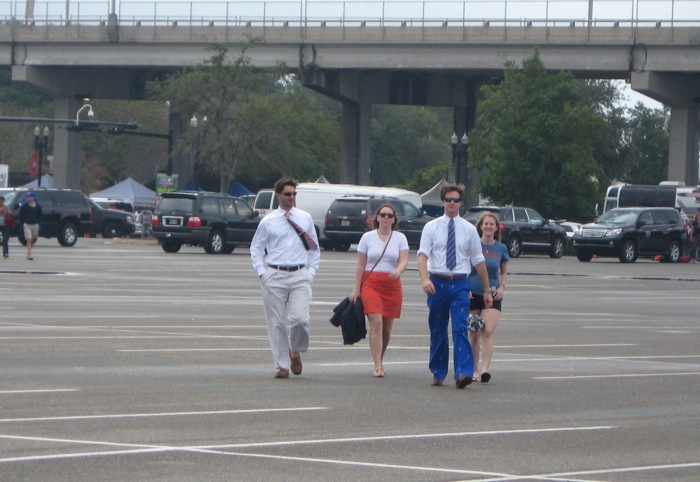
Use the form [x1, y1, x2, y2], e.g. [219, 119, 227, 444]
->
[417, 184, 492, 389]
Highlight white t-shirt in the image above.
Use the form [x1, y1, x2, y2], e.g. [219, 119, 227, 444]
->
[357, 230, 409, 273]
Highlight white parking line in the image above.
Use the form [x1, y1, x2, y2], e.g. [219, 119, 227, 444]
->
[535, 372, 700, 380]
[0, 389, 78, 395]
[0, 425, 614, 480]
[0, 407, 328, 424]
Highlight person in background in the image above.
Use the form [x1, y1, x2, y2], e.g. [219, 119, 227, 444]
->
[141, 208, 153, 238]
[691, 213, 700, 263]
[19, 192, 42, 260]
[417, 184, 492, 389]
[0, 195, 9, 259]
[468, 213, 510, 383]
[250, 177, 320, 379]
[349, 203, 409, 378]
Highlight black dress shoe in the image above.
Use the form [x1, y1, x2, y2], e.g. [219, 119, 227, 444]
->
[456, 375, 472, 389]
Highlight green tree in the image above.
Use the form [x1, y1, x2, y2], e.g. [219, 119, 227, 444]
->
[469, 51, 604, 221]
[620, 103, 669, 184]
[147, 42, 341, 192]
[370, 106, 451, 188]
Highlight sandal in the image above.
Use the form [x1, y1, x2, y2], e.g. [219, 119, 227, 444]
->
[472, 374, 481, 382]
[373, 367, 384, 378]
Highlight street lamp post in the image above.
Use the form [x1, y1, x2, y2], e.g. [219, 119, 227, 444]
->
[75, 103, 94, 126]
[450, 132, 469, 185]
[34, 126, 50, 187]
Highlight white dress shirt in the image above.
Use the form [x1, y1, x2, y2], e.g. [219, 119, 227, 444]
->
[250, 206, 321, 277]
[417, 214, 485, 275]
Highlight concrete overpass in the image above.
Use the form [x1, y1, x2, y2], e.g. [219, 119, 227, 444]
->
[1, 3, 699, 202]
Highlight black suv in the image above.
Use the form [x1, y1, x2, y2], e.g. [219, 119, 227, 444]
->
[0, 188, 92, 247]
[572, 207, 684, 263]
[152, 191, 260, 254]
[324, 196, 433, 251]
[464, 206, 567, 258]
[87, 199, 136, 238]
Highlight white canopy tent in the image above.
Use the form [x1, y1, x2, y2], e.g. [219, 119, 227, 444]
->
[90, 177, 156, 208]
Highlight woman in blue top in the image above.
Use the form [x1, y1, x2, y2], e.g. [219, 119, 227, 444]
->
[468, 213, 510, 383]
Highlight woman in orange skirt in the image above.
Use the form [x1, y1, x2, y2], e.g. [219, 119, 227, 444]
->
[349, 204, 409, 378]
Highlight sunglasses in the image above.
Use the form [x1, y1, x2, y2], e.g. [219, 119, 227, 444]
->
[378, 212, 395, 219]
[444, 197, 462, 203]
[281, 192, 297, 197]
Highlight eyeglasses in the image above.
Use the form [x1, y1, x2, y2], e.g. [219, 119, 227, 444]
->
[281, 192, 297, 197]
[378, 212, 395, 219]
[444, 197, 462, 203]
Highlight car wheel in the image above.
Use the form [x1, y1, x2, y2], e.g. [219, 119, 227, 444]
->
[618, 240, 638, 263]
[549, 237, 565, 258]
[663, 240, 681, 263]
[576, 251, 593, 262]
[507, 236, 521, 258]
[334, 241, 351, 252]
[222, 245, 235, 254]
[58, 223, 78, 247]
[320, 240, 334, 251]
[205, 230, 225, 254]
[102, 222, 123, 239]
[161, 242, 181, 253]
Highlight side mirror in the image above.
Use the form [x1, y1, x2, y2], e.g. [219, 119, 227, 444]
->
[252, 210, 260, 218]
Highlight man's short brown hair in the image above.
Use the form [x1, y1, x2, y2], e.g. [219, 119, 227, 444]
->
[274, 177, 299, 194]
[440, 184, 464, 201]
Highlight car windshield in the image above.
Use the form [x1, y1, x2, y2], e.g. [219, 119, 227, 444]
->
[158, 197, 195, 212]
[0, 190, 20, 204]
[596, 210, 639, 225]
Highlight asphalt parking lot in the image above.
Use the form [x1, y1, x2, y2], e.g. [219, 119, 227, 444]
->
[1, 238, 700, 481]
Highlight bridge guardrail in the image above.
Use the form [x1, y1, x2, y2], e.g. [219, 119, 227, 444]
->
[1, 0, 698, 33]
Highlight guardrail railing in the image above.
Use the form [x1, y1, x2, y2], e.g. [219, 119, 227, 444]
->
[1, 0, 698, 28]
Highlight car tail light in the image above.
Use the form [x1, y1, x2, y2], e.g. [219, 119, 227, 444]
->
[187, 216, 202, 227]
[151, 215, 160, 226]
[365, 214, 372, 230]
[500, 224, 506, 234]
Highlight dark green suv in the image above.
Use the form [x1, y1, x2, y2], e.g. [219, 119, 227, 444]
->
[0, 188, 93, 247]
[152, 191, 260, 254]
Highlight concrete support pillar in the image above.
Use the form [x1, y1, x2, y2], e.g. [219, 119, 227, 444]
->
[52, 98, 83, 190]
[340, 101, 371, 184]
[668, 105, 700, 185]
[453, 78, 480, 208]
[631, 71, 700, 186]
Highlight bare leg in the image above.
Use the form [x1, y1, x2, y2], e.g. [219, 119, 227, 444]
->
[26, 238, 33, 259]
[380, 317, 395, 368]
[469, 310, 481, 380]
[368, 312, 384, 376]
[479, 308, 501, 375]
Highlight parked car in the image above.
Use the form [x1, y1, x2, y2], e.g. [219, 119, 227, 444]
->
[572, 207, 684, 263]
[324, 196, 433, 251]
[151, 191, 260, 254]
[464, 206, 567, 258]
[87, 199, 136, 238]
[0, 187, 93, 246]
[557, 221, 583, 239]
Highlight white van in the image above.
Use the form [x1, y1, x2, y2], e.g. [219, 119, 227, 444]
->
[253, 182, 422, 249]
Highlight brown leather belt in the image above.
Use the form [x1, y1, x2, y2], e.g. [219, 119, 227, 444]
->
[268, 264, 305, 272]
[430, 273, 467, 280]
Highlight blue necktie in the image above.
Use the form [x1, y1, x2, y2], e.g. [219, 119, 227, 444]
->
[446, 218, 456, 270]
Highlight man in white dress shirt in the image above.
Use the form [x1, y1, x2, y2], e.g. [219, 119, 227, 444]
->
[251, 178, 321, 379]
[417, 184, 492, 389]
